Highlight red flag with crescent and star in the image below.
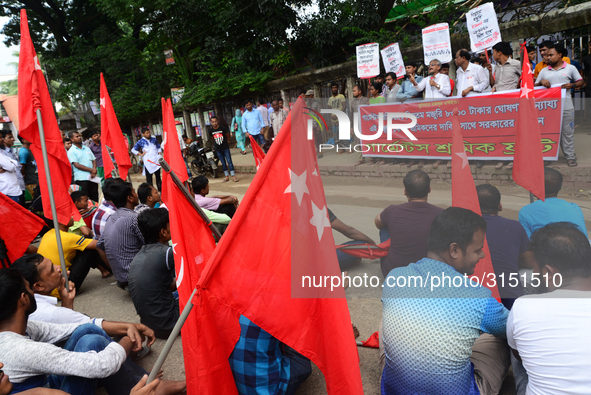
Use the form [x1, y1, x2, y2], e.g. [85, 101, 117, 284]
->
[18, 9, 79, 225]
[512, 43, 545, 201]
[100, 73, 132, 181]
[195, 97, 364, 394]
[450, 110, 501, 300]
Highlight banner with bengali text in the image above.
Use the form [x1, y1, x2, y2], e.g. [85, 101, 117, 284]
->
[358, 86, 564, 160]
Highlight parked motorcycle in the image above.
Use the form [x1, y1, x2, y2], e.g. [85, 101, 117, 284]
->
[187, 139, 219, 178]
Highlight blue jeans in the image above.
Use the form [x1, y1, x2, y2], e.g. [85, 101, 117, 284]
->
[216, 148, 235, 177]
[251, 134, 266, 146]
[511, 352, 529, 395]
[283, 345, 312, 395]
[8, 194, 21, 204]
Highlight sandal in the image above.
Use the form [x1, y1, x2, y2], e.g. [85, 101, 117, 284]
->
[567, 159, 578, 167]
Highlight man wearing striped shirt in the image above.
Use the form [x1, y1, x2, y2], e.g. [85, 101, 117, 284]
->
[97, 181, 144, 290]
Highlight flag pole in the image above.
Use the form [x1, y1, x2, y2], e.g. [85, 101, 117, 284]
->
[36, 109, 69, 288]
[158, 157, 223, 241]
[147, 287, 197, 384]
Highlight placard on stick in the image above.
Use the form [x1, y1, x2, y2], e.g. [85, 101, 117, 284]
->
[466, 2, 501, 53]
[422, 23, 452, 65]
[356, 43, 380, 79]
[380, 43, 405, 79]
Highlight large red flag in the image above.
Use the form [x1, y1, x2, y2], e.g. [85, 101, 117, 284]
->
[197, 97, 363, 394]
[248, 134, 266, 171]
[512, 43, 545, 201]
[161, 98, 188, 203]
[450, 110, 500, 300]
[0, 192, 45, 263]
[100, 73, 132, 181]
[18, 9, 78, 225]
[163, 161, 239, 394]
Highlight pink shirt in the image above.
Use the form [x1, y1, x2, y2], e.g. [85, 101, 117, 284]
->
[194, 194, 220, 210]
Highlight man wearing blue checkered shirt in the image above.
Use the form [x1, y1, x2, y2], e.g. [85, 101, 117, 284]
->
[229, 316, 311, 395]
[380, 208, 510, 395]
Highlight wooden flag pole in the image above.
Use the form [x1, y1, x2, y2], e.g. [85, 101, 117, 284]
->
[36, 109, 69, 289]
[159, 157, 222, 241]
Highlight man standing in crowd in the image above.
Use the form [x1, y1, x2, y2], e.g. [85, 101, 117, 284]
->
[454, 49, 489, 97]
[132, 127, 162, 191]
[409, 59, 451, 99]
[397, 61, 423, 101]
[478, 50, 495, 90]
[1, 131, 25, 203]
[536, 43, 583, 167]
[67, 131, 99, 201]
[508, 222, 591, 395]
[256, 100, 270, 140]
[439, 64, 454, 95]
[534, 40, 571, 78]
[374, 170, 443, 277]
[97, 181, 144, 290]
[519, 168, 587, 238]
[383, 72, 399, 103]
[490, 41, 521, 169]
[381, 207, 510, 395]
[210, 116, 238, 183]
[241, 99, 266, 147]
[270, 100, 288, 138]
[527, 45, 537, 73]
[0, 132, 25, 203]
[18, 136, 38, 200]
[88, 131, 104, 185]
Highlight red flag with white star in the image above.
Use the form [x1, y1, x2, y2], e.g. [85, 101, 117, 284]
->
[161, 98, 188, 203]
[163, 159, 239, 394]
[18, 9, 79, 225]
[451, 110, 500, 300]
[100, 73, 132, 181]
[197, 97, 363, 394]
[248, 134, 266, 171]
[512, 44, 545, 201]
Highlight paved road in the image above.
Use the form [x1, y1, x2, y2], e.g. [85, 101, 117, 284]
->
[79, 171, 591, 394]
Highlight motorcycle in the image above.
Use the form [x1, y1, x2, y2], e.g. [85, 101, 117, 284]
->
[187, 139, 219, 179]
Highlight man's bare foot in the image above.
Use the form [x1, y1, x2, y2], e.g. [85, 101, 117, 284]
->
[155, 380, 186, 395]
[223, 177, 229, 183]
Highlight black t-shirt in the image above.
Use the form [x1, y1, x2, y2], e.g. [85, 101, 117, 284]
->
[210, 126, 230, 151]
[128, 243, 179, 338]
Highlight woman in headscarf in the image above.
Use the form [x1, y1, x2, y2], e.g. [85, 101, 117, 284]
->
[231, 108, 246, 155]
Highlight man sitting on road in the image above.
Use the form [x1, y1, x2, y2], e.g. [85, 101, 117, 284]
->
[91, 177, 122, 240]
[128, 209, 179, 339]
[374, 170, 443, 277]
[97, 181, 144, 290]
[507, 222, 591, 395]
[134, 182, 161, 214]
[328, 208, 376, 270]
[0, 268, 185, 395]
[476, 184, 530, 309]
[192, 176, 238, 218]
[381, 207, 510, 395]
[519, 168, 588, 238]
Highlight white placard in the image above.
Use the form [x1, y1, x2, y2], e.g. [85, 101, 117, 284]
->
[422, 23, 452, 65]
[380, 43, 405, 78]
[356, 43, 380, 79]
[466, 2, 501, 53]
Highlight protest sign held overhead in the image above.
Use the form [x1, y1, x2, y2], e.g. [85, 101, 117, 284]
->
[380, 43, 405, 78]
[356, 42, 380, 79]
[422, 23, 452, 64]
[466, 2, 502, 52]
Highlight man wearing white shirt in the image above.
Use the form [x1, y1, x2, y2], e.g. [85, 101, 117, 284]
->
[454, 49, 489, 97]
[409, 59, 451, 99]
[507, 222, 591, 395]
[257, 100, 270, 140]
[0, 132, 23, 203]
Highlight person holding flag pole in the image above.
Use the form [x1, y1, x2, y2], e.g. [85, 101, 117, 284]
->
[18, 9, 77, 289]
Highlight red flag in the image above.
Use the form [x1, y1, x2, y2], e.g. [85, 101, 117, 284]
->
[0, 192, 45, 263]
[18, 9, 78, 225]
[161, 98, 188, 203]
[163, 163, 239, 394]
[450, 110, 500, 300]
[198, 97, 363, 394]
[248, 134, 266, 171]
[100, 73, 132, 181]
[512, 43, 545, 201]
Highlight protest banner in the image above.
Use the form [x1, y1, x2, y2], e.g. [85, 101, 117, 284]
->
[422, 23, 452, 65]
[357, 87, 564, 160]
[171, 87, 184, 104]
[356, 43, 380, 79]
[164, 49, 175, 65]
[380, 43, 405, 78]
[466, 2, 502, 53]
